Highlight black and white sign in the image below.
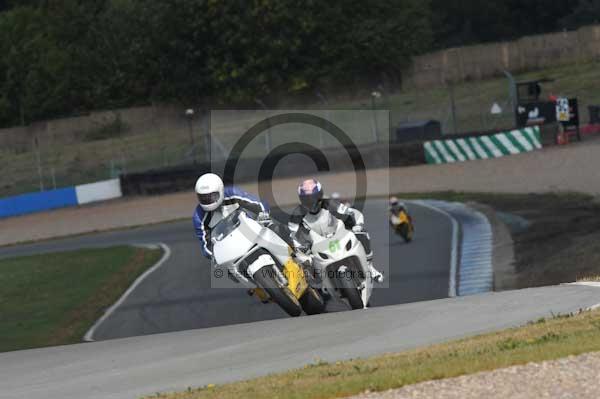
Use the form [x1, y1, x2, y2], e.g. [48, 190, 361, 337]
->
[556, 97, 570, 122]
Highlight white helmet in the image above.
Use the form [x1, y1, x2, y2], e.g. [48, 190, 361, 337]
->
[195, 173, 224, 211]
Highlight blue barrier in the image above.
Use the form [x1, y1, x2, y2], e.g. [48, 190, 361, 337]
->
[0, 187, 78, 218]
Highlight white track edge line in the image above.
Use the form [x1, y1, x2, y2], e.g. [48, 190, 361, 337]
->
[564, 282, 600, 311]
[412, 200, 459, 297]
[568, 281, 600, 288]
[83, 242, 172, 342]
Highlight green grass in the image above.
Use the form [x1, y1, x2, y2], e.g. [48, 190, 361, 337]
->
[0, 245, 162, 352]
[147, 309, 600, 399]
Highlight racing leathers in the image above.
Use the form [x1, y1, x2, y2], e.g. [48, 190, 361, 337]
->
[193, 186, 269, 258]
[389, 202, 407, 217]
[288, 198, 383, 282]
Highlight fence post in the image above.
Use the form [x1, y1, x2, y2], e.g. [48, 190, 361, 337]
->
[316, 91, 327, 147]
[503, 70, 518, 128]
[255, 99, 272, 153]
[185, 108, 197, 165]
[449, 83, 458, 134]
[33, 136, 44, 192]
[202, 109, 212, 163]
[371, 91, 381, 143]
[51, 167, 57, 190]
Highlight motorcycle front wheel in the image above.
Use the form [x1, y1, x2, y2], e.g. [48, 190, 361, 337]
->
[300, 287, 325, 315]
[336, 267, 364, 310]
[253, 267, 303, 317]
[398, 223, 413, 243]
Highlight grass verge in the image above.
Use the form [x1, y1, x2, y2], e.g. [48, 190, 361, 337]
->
[147, 308, 600, 399]
[0, 245, 162, 352]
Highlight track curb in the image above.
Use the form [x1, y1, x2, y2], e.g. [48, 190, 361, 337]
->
[415, 200, 494, 296]
[82, 242, 172, 342]
[411, 200, 460, 298]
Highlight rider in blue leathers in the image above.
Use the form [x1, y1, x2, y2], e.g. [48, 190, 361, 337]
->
[193, 173, 269, 258]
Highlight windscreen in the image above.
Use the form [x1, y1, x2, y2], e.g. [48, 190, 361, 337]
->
[211, 209, 242, 242]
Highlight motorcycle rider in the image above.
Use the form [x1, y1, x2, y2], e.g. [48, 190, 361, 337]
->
[289, 178, 384, 283]
[388, 196, 408, 217]
[330, 192, 351, 208]
[193, 173, 270, 259]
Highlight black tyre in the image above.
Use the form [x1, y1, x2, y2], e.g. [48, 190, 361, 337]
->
[253, 267, 302, 317]
[336, 267, 364, 310]
[399, 223, 413, 243]
[300, 287, 325, 315]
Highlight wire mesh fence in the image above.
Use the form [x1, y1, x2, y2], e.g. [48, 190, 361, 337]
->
[394, 59, 600, 136]
[1, 58, 600, 197]
[0, 106, 200, 196]
[0, 105, 390, 197]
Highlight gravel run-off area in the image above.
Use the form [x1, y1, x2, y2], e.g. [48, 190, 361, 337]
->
[351, 351, 600, 399]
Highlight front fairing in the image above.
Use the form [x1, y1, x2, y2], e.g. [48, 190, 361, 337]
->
[390, 210, 409, 226]
[310, 220, 364, 263]
[212, 212, 290, 266]
[212, 221, 255, 265]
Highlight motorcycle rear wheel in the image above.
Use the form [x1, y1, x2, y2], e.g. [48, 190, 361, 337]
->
[253, 267, 303, 317]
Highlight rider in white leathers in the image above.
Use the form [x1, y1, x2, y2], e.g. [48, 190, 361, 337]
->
[288, 178, 384, 283]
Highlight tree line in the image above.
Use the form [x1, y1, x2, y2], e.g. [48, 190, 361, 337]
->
[0, 0, 597, 128]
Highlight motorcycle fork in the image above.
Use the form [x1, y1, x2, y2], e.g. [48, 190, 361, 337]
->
[270, 263, 288, 287]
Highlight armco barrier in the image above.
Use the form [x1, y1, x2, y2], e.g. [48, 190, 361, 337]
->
[0, 187, 78, 218]
[424, 126, 542, 164]
[119, 142, 425, 196]
[0, 178, 123, 219]
[0, 124, 551, 217]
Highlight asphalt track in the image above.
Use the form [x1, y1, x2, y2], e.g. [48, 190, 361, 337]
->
[0, 199, 453, 340]
[2, 285, 599, 399]
[3, 199, 600, 399]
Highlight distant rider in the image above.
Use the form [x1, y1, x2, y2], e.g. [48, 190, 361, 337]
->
[288, 178, 384, 282]
[388, 196, 407, 217]
[330, 192, 351, 208]
[193, 173, 269, 259]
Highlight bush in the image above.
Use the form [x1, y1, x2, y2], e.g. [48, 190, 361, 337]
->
[0, 0, 432, 127]
[84, 114, 130, 142]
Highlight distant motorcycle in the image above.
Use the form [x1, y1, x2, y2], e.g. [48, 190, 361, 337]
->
[211, 209, 325, 316]
[390, 207, 414, 243]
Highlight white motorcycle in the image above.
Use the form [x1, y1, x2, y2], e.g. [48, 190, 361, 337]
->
[305, 210, 373, 310]
[211, 208, 324, 317]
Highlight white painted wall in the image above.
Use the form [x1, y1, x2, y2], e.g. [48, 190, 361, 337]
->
[75, 179, 122, 205]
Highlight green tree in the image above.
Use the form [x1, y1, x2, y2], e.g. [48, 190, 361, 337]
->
[0, 0, 433, 126]
[0, 6, 70, 125]
[431, 0, 580, 48]
[560, 0, 600, 29]
[316, 0, 432, 84]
